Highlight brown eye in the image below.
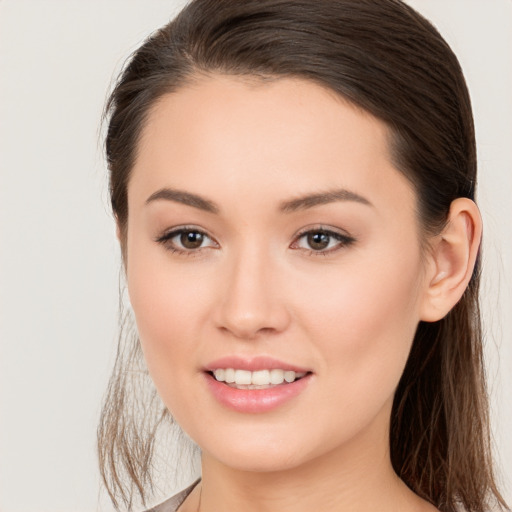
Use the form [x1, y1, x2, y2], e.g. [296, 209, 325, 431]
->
[307, 232, 330, 250]
[293, 228, 355, 254]
[180, 231, 204, 249]
[156, 227, 217, 254]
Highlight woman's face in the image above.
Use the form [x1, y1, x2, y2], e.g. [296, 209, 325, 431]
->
[125, 75, 432, 472]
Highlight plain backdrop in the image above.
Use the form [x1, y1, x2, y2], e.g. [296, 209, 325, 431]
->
[0, 1, 510, 511]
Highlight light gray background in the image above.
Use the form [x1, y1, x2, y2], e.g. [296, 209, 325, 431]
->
[0, 1, 510, 511]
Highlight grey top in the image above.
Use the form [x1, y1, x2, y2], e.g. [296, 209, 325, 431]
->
[146, 480, 200, 512]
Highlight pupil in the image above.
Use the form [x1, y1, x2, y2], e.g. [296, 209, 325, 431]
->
[308, 232, 329, 250]
[181, 231, 203, 249]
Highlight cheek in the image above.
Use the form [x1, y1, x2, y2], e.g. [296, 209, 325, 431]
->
[296, 247, 423, 404]
[128, 264, 204, 337]
[125, 241, 212, 391]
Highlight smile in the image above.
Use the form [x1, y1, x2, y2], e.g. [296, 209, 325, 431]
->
[211, 368, 308, 388]
[204, 363, 312, 413]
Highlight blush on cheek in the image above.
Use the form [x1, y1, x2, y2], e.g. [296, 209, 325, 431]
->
[304, 256, 420, 376]
[127, 255, 211, 377]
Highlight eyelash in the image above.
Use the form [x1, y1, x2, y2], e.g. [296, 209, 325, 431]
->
[155, 225, 356, 257]
[292, 227, 356, 256]
[155, 226, 216, 258]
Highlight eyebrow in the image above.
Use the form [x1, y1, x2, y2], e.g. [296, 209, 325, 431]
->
[145, 187, 372, 214]
[279, 189, 372, 213]
[145, 188, 220, 214]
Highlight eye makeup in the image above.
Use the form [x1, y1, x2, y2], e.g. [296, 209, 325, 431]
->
[155, 224, 356, 258]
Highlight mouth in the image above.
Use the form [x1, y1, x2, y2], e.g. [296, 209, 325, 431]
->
[207, 368, 310, 390]
[203, 356, 313, 412]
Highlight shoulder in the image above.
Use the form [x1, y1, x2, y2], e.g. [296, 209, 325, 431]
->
[144, 480, 200, 512]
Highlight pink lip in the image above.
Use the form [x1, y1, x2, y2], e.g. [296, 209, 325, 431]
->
[203, 356, 312, 414]
[204, 373, 312, 413]
[204, 356, 310, 373]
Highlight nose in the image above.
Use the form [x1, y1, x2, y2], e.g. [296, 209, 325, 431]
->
[213, 247, 291, 340]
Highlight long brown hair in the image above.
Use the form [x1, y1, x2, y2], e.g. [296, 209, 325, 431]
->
[98, 1, 509, 510]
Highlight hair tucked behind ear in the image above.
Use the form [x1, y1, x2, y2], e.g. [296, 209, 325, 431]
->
[98, 1, 509, 510]
[391, 278, 499, 511]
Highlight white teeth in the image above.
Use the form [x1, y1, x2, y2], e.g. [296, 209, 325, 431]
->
[234, 369, 252, 385]
[284, 371, 296, 383]
[224, 368, 235, 383]
[212, 368, 307, 387]
[213, 369, 225, 381]
[270, 369, 285, 384]
[251, 370, 270, 385]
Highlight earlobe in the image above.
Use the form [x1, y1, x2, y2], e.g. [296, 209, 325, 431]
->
[420, 198, 482, 322]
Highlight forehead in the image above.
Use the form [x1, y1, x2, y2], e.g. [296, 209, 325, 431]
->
[129, 74, 415, 215]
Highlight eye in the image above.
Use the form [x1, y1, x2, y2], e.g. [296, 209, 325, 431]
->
[292, 228, 355, 254]
[156, 227, 218, 254]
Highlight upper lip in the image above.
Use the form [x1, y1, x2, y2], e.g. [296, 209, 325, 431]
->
[204, 356, 311, 373]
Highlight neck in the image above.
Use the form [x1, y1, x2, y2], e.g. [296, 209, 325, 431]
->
[195, 402, 432, 512]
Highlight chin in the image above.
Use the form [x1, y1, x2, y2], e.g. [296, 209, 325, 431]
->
[196, 422, 337, 475]
[210, 446, 308, 474]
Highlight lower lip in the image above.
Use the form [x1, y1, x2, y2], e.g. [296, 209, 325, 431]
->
[204, 372, 312, 413]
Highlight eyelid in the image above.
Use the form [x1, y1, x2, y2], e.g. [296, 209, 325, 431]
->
[290, 225, 356, 255]
[155, 224, 355, 257]
[155, 225, 219, 255]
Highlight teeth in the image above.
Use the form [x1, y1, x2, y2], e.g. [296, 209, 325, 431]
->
[212, 368, 307, 387]
[225, 368, 235, 383]
[213, 369, 225, 381]
[284, 371, 296, 383]
[251, 369, 269, 385]
[270, 369, 285, 385]
[234, 369, 252, 385]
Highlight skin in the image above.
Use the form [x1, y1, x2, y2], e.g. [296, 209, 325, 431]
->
[124, 75, 481, 511]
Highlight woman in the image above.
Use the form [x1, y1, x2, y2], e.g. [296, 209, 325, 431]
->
[97, 1, 509, 511]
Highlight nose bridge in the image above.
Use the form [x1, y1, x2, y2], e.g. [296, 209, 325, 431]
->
[215, 238, 289, 339]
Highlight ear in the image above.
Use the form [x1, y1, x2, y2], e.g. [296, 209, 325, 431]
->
[420, 198, 482, 322]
